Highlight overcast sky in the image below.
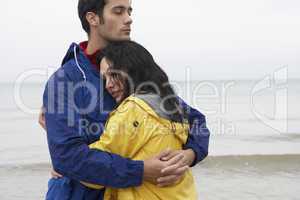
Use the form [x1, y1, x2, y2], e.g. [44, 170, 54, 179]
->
[1, 0, 300, 82]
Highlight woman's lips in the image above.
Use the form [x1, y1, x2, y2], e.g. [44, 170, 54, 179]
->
[111, 91, 121, 98]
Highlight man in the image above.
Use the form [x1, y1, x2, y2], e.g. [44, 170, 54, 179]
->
[41, 0, 210, 199]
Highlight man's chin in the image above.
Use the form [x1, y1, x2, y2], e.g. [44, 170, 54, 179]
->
[111, 36, 131, 42]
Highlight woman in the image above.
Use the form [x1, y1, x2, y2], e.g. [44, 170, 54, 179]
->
[82, 41, 197, 200]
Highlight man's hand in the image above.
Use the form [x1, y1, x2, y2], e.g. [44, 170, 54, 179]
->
[143, 149, 194, 187]
[38, 107, 46, 130]
[161, 149, 196, 167]
[157, 149, 195, 187]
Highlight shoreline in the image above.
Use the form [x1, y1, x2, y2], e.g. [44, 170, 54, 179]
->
[1, 154, 299, 169]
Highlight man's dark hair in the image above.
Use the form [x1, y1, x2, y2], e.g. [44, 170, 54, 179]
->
[78, 0, 107, 34]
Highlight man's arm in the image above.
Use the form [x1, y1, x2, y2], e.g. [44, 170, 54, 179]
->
[81, 100, 191, 189]
[155, 97, 210, 187]
[43, 69, 143, 188]
[179, 97, 210, 166]
[43, 68, 189, 188]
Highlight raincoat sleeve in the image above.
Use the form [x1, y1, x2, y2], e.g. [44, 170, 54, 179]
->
[43, 67, 143, 188]
[178, 97, 210, 166]
[82, 100, 149, 189]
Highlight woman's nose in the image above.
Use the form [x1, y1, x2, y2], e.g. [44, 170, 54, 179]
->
[105, 78, 114, 90]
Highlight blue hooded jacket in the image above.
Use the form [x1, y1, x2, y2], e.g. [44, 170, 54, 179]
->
[43, 43, 210, 199]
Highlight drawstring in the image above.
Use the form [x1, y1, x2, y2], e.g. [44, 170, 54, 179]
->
[73, 45, 87, 82]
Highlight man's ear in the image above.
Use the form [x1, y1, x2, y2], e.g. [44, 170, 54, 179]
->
[86, 12, 100, 27]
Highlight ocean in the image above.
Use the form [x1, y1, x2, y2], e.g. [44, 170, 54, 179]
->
[0, 80, 300, 199]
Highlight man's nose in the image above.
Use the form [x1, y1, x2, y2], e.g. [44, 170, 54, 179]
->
[124, 13, 132, 25]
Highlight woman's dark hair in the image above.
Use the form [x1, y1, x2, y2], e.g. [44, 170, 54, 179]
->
[78, 0, 107, 34]
[98, 41, 187, 123]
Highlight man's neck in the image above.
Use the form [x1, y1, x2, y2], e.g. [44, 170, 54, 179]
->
[85, 34, 108, 55]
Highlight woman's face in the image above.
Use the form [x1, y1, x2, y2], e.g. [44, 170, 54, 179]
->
[100, 57, 125, 103]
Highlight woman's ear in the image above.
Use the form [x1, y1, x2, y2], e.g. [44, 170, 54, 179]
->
[86, 12, 100, 27]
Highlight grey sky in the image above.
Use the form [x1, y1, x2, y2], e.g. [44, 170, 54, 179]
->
[1, 0, 299, 82]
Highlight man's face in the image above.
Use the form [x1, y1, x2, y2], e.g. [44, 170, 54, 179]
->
[98, 0, 133, 42]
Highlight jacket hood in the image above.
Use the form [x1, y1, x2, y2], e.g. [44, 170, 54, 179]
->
[60, 43, 100, 81]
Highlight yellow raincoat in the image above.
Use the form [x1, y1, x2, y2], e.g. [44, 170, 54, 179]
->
[83, 95, 197, 200]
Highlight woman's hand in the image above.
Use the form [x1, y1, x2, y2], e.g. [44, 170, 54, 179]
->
[51, 168, 63, 179]
[38, 107, 46, 130]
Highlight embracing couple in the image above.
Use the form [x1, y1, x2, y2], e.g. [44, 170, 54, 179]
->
[41, 0, 210, 199]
